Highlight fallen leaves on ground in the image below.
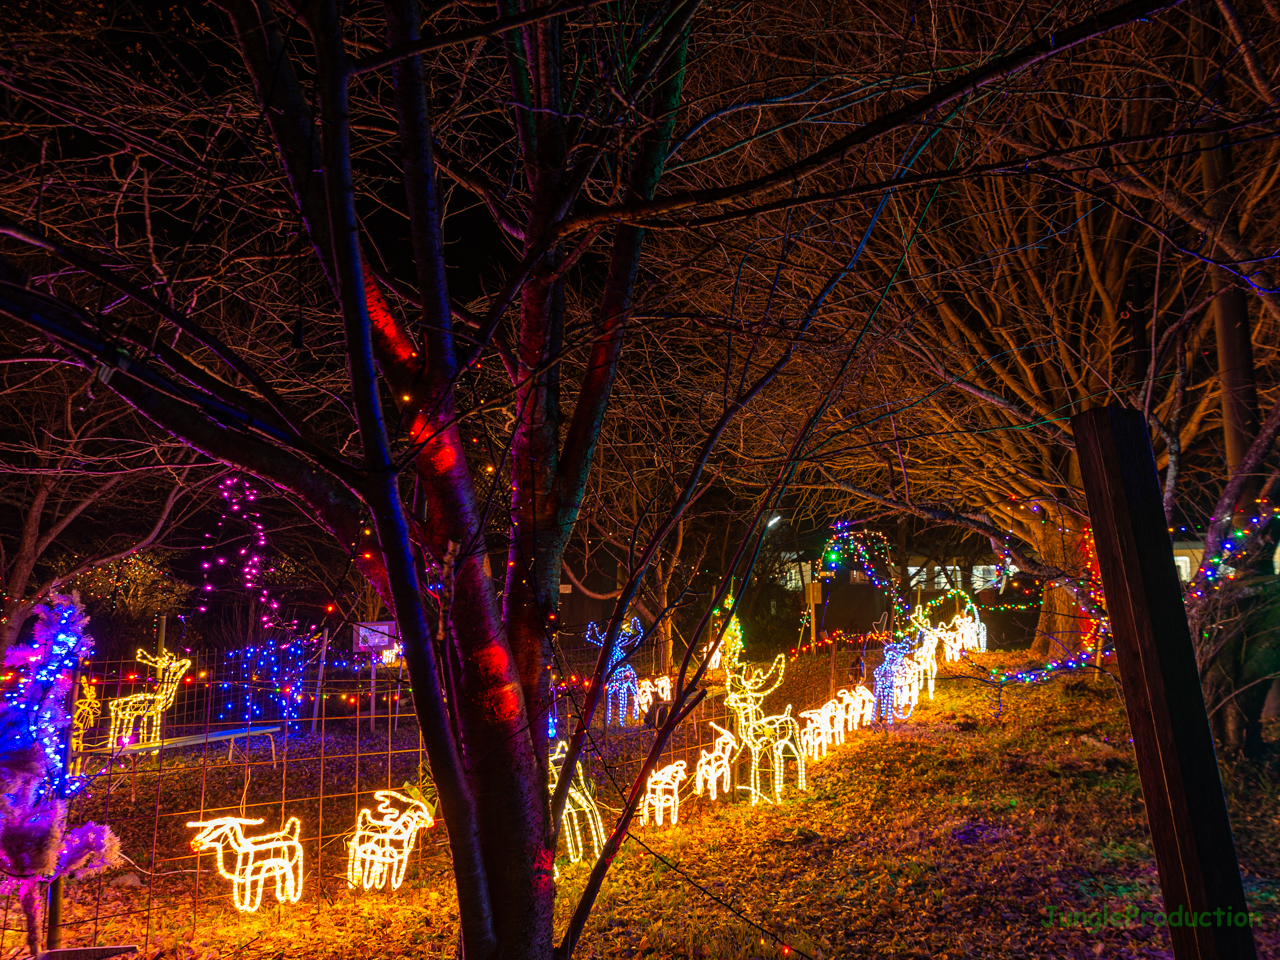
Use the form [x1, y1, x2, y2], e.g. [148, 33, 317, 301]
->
[7, 653, 1276, 958]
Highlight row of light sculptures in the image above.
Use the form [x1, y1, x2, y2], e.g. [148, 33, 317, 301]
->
[799, 687, 877, 760]
[643, 588, 990, 821]
[186, 789, 436, 912]
[561, 584, 989, 843]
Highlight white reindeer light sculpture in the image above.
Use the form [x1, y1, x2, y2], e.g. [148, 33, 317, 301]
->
[837, 686, 876, 731]
[347, 791, 435, 891]
[188, 817, 304, 913]
[637, 678, 656, 716]
[799, 701, 842, 761]
[108, 647, 191, 748]
[694, 723, 736, 801]
[721, 599, 806, 804]
[641, 761, 687, 826]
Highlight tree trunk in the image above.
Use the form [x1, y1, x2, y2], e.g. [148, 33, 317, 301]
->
[1197, 28, 1260, 486]
[20, 882, 42, 957]
[1030, 513, 1088, 656]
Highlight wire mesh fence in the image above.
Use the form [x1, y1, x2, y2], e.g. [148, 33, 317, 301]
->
[0, 639, 877, 955]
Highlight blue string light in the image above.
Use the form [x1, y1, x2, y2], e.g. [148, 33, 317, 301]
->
[2, 594, 95, 797]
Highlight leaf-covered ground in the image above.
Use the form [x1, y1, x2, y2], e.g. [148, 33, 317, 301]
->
[7, 652, 1277, 959]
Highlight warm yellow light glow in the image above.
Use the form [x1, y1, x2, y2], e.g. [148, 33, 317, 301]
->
[108, 647, 191, 748]
[70, 676, 101, 775]
[637, 679, 655, 716]
[722, 599, 805, 804]
[636, 675, 673, 717]
[909, 599, 987, 662]
[346, 791, 434, 891]
[800, 699, 845, 761]
[837, 686, 876, 731]
[640, 760, 687, 826]
[188, 817, 303, 912]
[694, 722, 736, 801]
[549, 742, 605, 864]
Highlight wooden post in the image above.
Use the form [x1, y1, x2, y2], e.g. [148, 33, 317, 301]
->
[370, 651, 378, 732]
[828, 627, 837, 700]
[310, 627, 329, 735]
[805, 580, 822, 646]
[1073, 406, 1257, 960]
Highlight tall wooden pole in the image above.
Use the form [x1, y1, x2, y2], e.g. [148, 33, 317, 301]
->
[311, 627, 329, 734]
[828, 622, 838, 700]
[1073, 406, 1256, 960]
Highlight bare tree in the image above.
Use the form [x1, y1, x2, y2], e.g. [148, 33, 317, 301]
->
[687, 0, 1280, 746]
[0, 0, 1202, 954]
[0, 345, 216, 647]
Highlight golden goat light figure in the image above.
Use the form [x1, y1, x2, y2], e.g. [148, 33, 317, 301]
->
[549, 741, 606, 864]
[188, 817, 304, 913]
[694, 722, 737, 801]
[641, 760, 687, 826]
[108, 647, 191, 748]
[346, 790, 435, 891]
[837, 686, 877, 731]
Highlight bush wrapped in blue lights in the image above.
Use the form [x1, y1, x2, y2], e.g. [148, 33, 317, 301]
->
[0, 593, 123, 955]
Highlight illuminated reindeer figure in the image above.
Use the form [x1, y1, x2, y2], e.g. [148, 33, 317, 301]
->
[347, 791, 435, 891]
[188, 817, 304, 913]
[908, 594, 987, 662]
[873, 640, 924, 724]
[721, 599, 805, 804]
[637, 675, 674, 718]
[549, 741, 606, 863]
[637, 678, 656, 716]
[694, 722, 737, 801]
[584, 618, 643, 725]
[641, 761, 687, 826]
[837, 686, 876, 731]
[107, 647, 191, 748]
[799, 699, 845, 761]
[69, 676, 101, 775]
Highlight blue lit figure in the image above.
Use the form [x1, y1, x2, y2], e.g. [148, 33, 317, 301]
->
[873, 639, 916, 725]
[583, 618, 642, 725]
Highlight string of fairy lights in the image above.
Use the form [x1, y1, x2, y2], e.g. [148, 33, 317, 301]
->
[805, 523, 1118, 691]
[1188, 499, 1280, 597]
